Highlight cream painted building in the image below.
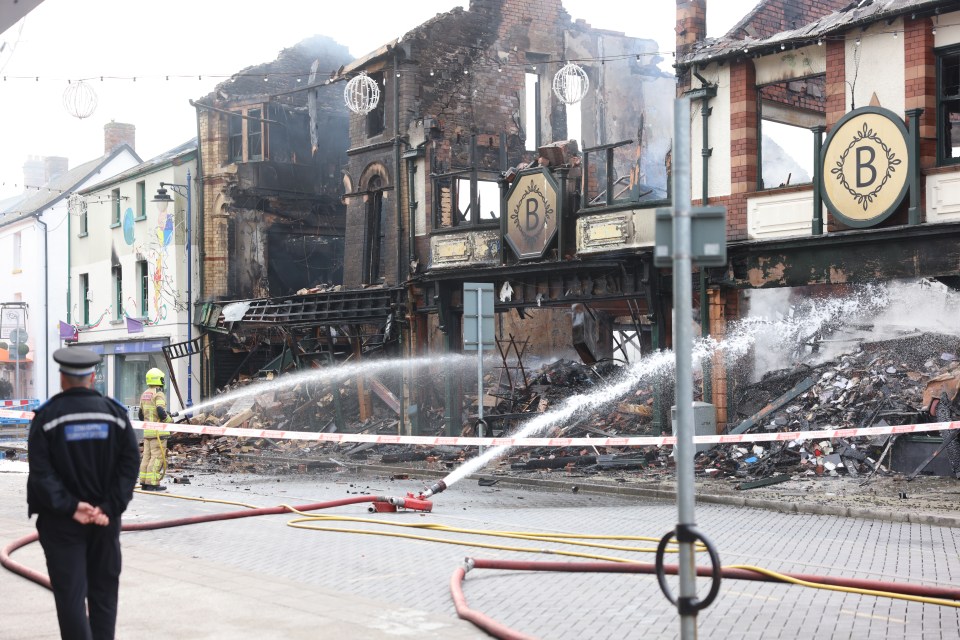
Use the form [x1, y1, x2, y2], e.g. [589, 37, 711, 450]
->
[72, 139, 198, 415]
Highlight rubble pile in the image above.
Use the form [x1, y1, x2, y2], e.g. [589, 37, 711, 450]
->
[697, 332, 960, 484]
[167, 332, 960, 483]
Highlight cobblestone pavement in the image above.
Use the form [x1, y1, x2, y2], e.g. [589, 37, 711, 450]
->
[3, 466, 959, 639]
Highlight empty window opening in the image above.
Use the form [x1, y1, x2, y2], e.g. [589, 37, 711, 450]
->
[525, 72, 540, 152]
[758, 76, 825, 189]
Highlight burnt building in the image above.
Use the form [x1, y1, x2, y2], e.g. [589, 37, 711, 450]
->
[330, 0, 677, 435]
[190, 36, 353, 394]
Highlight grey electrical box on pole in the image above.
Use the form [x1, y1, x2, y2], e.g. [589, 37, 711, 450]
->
[654, 207, 727, 268]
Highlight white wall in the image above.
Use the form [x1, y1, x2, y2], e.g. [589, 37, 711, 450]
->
[690, 63, 732, 201]
[934, 10, 960, 48]
[844, 20, 905, 116]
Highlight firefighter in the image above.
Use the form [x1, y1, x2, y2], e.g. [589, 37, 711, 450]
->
[138, 367, 171, 491]
[28, 347, 140, 639]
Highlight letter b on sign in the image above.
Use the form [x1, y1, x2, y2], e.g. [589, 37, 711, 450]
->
[856, 146, 877, 188]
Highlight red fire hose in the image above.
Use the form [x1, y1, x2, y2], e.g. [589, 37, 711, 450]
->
[1, 494, 431, 590]
[450, 558, 960, 640]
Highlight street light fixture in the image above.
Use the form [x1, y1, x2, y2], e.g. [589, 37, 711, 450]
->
[151, 170, 193, 408]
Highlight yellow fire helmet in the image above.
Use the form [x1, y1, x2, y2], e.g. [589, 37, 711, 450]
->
[145, 368, 165, 387]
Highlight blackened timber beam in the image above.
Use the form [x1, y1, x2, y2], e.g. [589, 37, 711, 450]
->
[418, 258, 652, 311]
[222, 288, 405, 329]
[722, 222, 960, 289]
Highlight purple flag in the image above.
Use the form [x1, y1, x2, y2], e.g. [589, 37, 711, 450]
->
[125, 317, 144, 334]
[59, 321, 78, 342]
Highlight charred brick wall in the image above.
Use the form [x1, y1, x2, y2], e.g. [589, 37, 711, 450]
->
[342, 0, 672, 286]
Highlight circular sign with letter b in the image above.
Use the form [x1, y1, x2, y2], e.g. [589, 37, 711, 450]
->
[821, 106, 910, 228]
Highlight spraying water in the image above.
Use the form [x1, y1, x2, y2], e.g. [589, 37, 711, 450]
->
[436, 332, 755, 491]
[184, 353, 473, 416]
[430, 279, 960, 493]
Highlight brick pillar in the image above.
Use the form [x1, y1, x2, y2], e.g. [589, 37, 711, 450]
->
[825, 39, 847, 127]
[729, 59, 757, 241]
[708, 287, 729, 429]
[904, 15, 937, 169]
[676, 1, 706, 56]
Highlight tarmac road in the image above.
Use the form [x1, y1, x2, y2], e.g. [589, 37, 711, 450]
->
[1, 466, 959, 639]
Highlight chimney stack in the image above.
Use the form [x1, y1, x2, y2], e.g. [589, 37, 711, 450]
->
[22, 155, 45, 190]
[676, 0, 706, 57]
[104, 121, 136, 155]
[44, 157, 69, 183]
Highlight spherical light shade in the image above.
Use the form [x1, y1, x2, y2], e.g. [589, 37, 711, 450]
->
[343, 73, 381, 115]
[62, 81, 98, 119]
[552, 63, 589, 105]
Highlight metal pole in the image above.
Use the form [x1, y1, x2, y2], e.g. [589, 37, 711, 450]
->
[186, 169, 193, 408]
[14, 310, 20, 398]
[672, 97, 698, 640]
[476, 287, 484, 455]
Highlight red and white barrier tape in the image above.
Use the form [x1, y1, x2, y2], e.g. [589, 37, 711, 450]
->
[3, 409, 959, 448]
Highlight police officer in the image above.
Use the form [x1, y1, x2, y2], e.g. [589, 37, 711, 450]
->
[27, 347, 140, 640]
[138, 367, 171, 491]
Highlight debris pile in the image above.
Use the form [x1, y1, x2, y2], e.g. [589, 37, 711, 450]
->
[168, 332, 960, 482]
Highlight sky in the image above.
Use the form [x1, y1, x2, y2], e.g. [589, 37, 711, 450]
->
[0, 0, 759, 201]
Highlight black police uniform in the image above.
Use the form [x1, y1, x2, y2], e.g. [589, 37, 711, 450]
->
[27, 348, 140, 640]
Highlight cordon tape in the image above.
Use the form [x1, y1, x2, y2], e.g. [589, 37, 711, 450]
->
[3, 409, 958, 448]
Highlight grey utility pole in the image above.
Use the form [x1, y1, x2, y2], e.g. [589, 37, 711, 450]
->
[654, 98, 724, 639]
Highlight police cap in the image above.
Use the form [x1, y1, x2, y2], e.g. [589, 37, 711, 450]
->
[53, 347, 101, 377]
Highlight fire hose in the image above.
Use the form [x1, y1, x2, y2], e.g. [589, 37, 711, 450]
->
[0, 490, 434, 590]
[4, 489, 960, 640]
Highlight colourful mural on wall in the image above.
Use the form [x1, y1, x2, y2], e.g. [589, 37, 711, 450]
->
[122, 207, 136, 245]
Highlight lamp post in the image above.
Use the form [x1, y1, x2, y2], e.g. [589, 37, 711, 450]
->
[151, 170, 193, 408]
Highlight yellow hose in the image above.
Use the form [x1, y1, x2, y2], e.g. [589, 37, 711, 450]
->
[725, 564, 960, 609]
[137, 493, 960, 608]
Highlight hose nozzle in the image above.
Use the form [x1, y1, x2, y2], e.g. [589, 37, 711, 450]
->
[420, 479, 447, 499]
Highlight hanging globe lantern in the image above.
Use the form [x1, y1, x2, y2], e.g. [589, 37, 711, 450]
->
[62, 80, 98, 119]
[552, 62, 589, 105]
[343, 72, 380, 115]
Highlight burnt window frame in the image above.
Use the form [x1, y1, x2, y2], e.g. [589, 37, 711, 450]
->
[365, 72, 386, 138]
[247, 107, 264, 161]
[432, 172, 501, 230]
[228, 112, 243, 163]
[363, 175, 387, 283]
[226, 106, 268, 164]
[936, 44, 960, 166]
[756, 75, 825, 191]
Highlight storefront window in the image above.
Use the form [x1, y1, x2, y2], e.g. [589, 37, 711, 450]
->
[93, 361, 107, 396]
[114, 353, 167, 408]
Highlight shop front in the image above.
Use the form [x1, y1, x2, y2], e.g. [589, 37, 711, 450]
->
[81, 339, 169, 418]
